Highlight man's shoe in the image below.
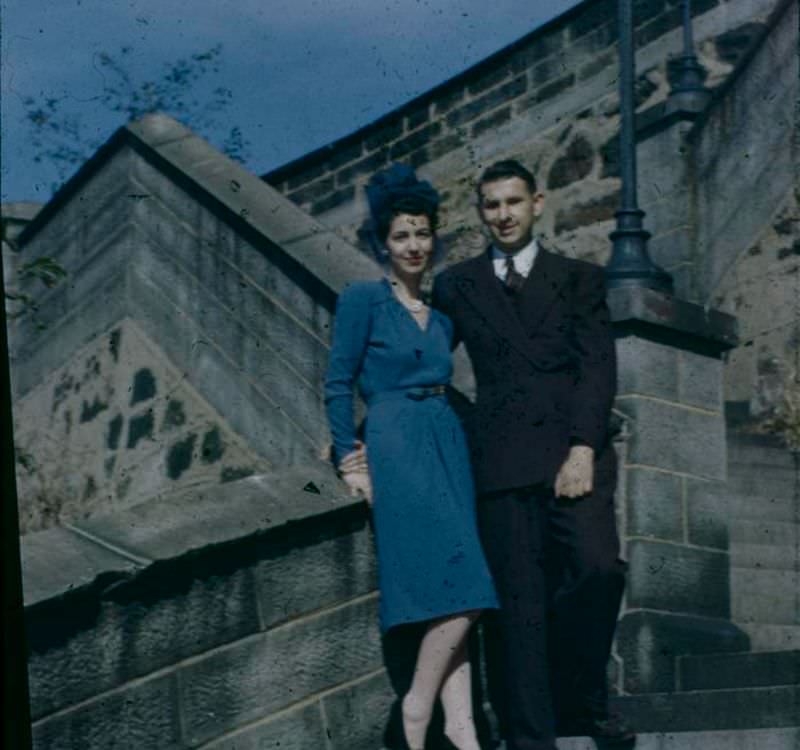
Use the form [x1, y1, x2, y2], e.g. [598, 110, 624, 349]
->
[559, 712, 636, 748]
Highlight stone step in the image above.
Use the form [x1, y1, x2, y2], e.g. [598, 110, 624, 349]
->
[737, 623, 800, 651]
[612, 685, 799, 734]
[728, 492, 800, 524]
[727, 434, 797, 470]
[678, 650, 800, 691]
[726, 470, 798, 499]
[731, 568, 800, 625]
[730, 542, 800, 570]
[729, 519, 799, 547]
[557, 727, 799, 750]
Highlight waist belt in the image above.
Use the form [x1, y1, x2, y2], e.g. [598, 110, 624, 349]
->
[368, 385, 447, 406]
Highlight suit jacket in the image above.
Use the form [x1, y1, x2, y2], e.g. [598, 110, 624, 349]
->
[432, 244, 616, 494]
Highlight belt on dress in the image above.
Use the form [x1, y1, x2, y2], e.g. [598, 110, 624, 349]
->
[367, 385, 447, 406]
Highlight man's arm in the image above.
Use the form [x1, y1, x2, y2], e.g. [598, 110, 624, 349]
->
[555, 263, 616, 498]
[568, 263, 617, 451]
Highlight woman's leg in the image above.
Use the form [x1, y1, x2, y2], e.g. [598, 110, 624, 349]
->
[402, 611, 479, 749]
[438, 639, 481, 750]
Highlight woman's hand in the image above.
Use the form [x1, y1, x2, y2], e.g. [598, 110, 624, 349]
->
[341, 469, 373, 506]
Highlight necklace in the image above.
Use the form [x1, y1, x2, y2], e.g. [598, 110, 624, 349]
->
[388, 276, 425, 314]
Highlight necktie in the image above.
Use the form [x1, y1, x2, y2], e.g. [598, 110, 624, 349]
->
[504, 254, 525, 292]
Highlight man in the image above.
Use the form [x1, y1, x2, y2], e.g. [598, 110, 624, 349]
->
[431, 160, 632, 750]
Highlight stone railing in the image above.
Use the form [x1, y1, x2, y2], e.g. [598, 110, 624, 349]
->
[23, 461, 390, 750]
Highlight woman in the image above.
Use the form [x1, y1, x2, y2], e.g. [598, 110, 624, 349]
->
[325, 164, 498, 750]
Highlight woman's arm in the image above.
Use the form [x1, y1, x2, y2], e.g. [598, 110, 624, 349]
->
[324, 283, 373, 469]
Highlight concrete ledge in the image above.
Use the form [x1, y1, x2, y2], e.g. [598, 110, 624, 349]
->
[22, 459, 361, 623]
[609, 287, 738, 354]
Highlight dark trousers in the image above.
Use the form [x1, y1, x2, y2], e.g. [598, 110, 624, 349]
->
[477, 446, 626, 750]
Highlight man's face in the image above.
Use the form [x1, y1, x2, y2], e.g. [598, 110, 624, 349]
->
[478, 176, 544, 253]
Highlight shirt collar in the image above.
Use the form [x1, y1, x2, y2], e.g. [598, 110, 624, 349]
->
[491, 237, 538, 278]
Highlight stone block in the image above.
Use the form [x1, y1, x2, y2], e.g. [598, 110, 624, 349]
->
[615, 610, 749, 694]
[685, 478, 728, 549]
[27, 564, 260, 720]
[254, 523, 377, 628]
[11, 270, 128, 399]
[567, 1, 616, 42]
[617, 685, 800, 733]
[365, 120, 404, 152]
[179, 594, 382, 745]
[336, 149, 389, 187]
[731, 568, 800, 625]
[615, 336, 679, 400]
[21, 526, 140, 608]
[638, 191, 689, 241]
[133, 242, 327, 439]
[446, 76, 527, 129]
[312, 185, 356, 215]
[678, 349, 723, 412]
[322, 669, 395, 750]
[508, 29, 565, 74]
[31, 672, 180, 750]
[202, 701, 327, 750]
[625, 468, 683, 542]
[627, 539, 730, 618]
[679, 650, 800, 692]
[127, 269, 316, 466]
[616, 396, 726, 480]
[472, 106, 512, 139]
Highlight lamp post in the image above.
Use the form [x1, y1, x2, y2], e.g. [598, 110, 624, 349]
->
[667, 0, 712, 113]
[606, 0, 673, 292]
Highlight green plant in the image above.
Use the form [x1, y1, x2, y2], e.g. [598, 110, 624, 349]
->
[761, 372, 800, 451]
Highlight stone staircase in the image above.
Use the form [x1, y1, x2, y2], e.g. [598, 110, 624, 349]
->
[728, 433, 800, 651]
[558, 432, 800, 748]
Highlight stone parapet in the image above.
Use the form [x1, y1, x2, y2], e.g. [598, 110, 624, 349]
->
[610, 285, 744, 694]
[23, 460, 389, 750]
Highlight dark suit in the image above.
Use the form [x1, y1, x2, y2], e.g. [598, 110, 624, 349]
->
[433, 245, 625, 750]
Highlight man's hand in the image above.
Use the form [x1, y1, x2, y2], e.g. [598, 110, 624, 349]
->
[339, 441, 368, 474]
[554, 445, 594, 499]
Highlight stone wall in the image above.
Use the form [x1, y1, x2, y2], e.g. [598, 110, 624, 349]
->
[22, 462, 391, 750]
[13, 318, 270, 533]
[265, 0, 775, 272]
[697, 0, 800, 413]
[11, 116, 379, 531]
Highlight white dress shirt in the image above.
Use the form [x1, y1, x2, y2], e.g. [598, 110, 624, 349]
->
[491, 237, 539, 282]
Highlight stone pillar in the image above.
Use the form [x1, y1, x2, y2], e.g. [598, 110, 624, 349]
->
[609, 287, 748, 695]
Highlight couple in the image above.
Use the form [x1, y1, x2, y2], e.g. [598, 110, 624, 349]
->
[324, 160, 631, 750]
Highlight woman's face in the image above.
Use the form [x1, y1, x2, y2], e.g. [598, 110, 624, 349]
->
[385, 213, 434, 279]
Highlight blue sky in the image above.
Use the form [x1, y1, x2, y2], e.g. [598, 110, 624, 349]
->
[2, 0, 579, 203]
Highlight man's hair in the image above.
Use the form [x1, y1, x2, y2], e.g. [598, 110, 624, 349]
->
[476, 159, 537, 201]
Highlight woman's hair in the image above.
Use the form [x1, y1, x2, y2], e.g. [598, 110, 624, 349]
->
[374, 194, 439, 243]
[360, 163, 443, 263]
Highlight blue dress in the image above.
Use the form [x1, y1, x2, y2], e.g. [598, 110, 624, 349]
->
[325, 279, 499, 631]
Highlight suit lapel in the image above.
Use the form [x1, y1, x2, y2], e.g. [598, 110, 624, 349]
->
[515, 244, 569, 335]
[453, 243, 570, 364]
[453, 248, 537, 363]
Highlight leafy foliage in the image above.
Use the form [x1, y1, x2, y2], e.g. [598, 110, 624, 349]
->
[6, 256, 68, 327]
[761, 371, 800, 451]
[23, 44, 251, 192]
